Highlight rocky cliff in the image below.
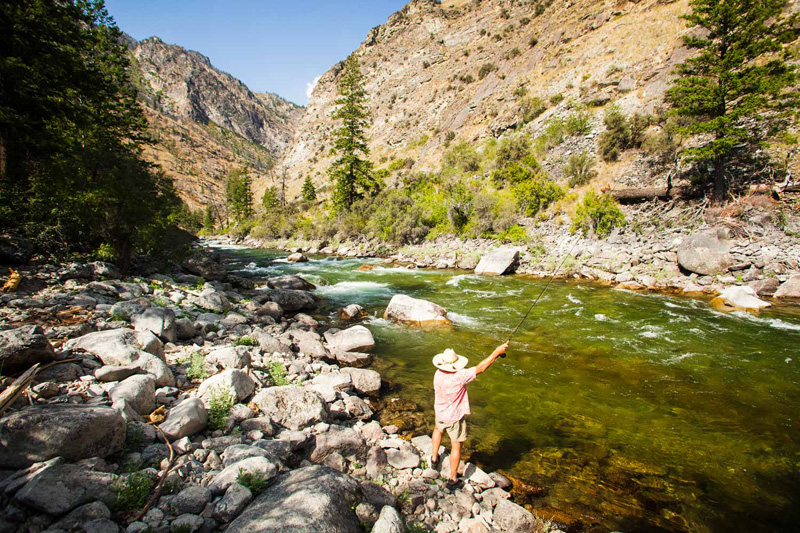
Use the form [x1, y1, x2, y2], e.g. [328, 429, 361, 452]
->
[129, 37, 304, 210]
[277, 0, 693, 199]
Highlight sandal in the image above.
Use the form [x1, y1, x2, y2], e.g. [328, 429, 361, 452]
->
[429, 454, 442, 470]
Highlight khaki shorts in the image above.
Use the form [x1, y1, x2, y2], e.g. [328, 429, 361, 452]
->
[436, 418, 467, 442]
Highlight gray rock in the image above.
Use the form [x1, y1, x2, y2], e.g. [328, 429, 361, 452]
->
[386, 444, 420, 470]
[359, 481, 398, 509]
[267, 275, 316, 291]
[206, 346, 251, 370]
[268, 289, 318, 312]
[251, 330, 291, 354]
[748, 277, 781, 297]
[83, 518, 120, 533]
[493, 499, 536, 532]
[109, 374, 156, 415]
[53, 501, 111, 530]
[677, 234, 733, 275]
[334, 351, 373, 368]
[323, 325, 375, 352]
[183, 256, 227, 281]
[15, 464, 115, 515]
[194, 290, 230, 313]
[341, 368, 381, 397]
[488, 472, 512, 490]
[0, 406, 125, 468]
[95, 365, 140, 382]
[366, 446, 388, 479]
[132, 308, 177, 343]
[344, 396, 374, 420]
[253, 386, 328, 430]
[286, 253, 309, 263]
[481, 487, 510, 507]
[197, 370, 256, 405]
[258, 302, 284, 320]
[160, 398, 208, 441]
[0, 325, 55, 373]
[310, 372, 352, 392]
[109, 299, 152, 321]
[253, 440, 293, 465]
[310, 426, 367, 463]
[474, 247, 520, 275]
[213, 483, 253, 523]
[175, 318, 198, 340]
[712, 286, 770, 310]
[240, 417, 274, 436]
[225, 466, 364, 533]
[222, 445, 273, 467]
[171, 485, 212, 515]
[339, 304, 366, 320]
[383, 294, 451, 325]
[775, 275, 800, 299]
[171, 513, 204, 532]
[289, 329, 328, 359]
[207, 456, 279, 495]
[372, 506, 405, 533]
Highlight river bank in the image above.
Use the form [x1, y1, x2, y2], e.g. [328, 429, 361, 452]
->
[0, 247, 541, 533]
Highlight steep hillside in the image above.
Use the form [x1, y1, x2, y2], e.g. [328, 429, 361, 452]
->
[129, 37, 304, 211]
[277, 0, 694, 199]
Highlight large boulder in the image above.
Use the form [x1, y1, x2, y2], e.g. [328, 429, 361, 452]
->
[253, 386, 328, 430]
[269, 289, 318, 312]
[286, 253, 309, 263]
[493, 499, 537, 532]
[0, 325, 55, 373]
[775, 275, 800, 299]
[383, 294, 451, 326]
[289, 329, 328, 359]
[66, 329, 173, 386]
[474, 247, 520, 275]
[206, 346, 251, 370]
[194, 289, 231, 313]
[710, 286, 771, 311]
[15, 463, 116, 515]
[372, 506, 405, 533]
[324, 326, 375, 352]
[109, 299, 152, 321]
[197, 370, 256, 405]
[267, 275, 316, 291]
[132, 307, 177, 343]
[676, 234, 733, 275]
[226, 466, 364, 533]
[183, 256, 227, 281]
[0, 406, 125, 468]
[310, 426, 367, 463]
[340, 368, 381, 397]
[208, 456, 279, 495]
[108, 374, 156, 415]
[160, 397, 208, 441]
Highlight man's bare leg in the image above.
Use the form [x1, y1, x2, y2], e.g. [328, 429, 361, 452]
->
[449, 441, 462, 482]
[431, 427, 443, 463]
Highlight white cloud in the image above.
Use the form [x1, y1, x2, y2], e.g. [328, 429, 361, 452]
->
[305, 75, 322, 100]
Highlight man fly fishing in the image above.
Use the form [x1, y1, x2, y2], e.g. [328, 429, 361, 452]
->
[430, 342, 508, 487]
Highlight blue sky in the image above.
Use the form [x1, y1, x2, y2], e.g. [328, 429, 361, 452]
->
[105, 0, 409, 105]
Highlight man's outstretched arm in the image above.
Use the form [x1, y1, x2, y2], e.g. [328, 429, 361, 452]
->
[475, 342, 509, 375]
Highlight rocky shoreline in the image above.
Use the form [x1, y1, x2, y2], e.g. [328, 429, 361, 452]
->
[239, 215, 800, 308]
[0, 248, 542, 533]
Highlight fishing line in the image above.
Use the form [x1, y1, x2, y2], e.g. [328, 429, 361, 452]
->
[501, 239, 580, 357]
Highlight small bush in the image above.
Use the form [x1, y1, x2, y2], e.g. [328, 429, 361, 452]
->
[237, 468, 271, 495]
[268, 362, 289, 386]
[512, 177, 564, 217]
[571, 191, 626, 237]
[478, 62, 498, 79]
[506, 47, 522, 60]
[550, 93, 565, 105]
[496, 224, 531, 244]
[598, 105, 648, 162]
[443, 142, 480, 173]
[496, 135, 532, 167]
[565, 108, 592, 136]
[208, 385, 236, 430]
[458, 73, 474, 84]
[233, 336, 258, 347]
[534, 118, 566, 153]
[563, 152, 597, 187]
[520, 96, 547, 123]
[186, 352, 207, 381]
[529, 37, 539, 47]
[110, 471, 155, 512]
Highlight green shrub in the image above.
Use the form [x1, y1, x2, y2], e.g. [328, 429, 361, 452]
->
[233, 336, 258, 347]
[563, 152, 597, 187]
[110, 471, 155, 512]
[506, 47, 522, 60]
[571, 191, 626, 237]
[550, 93, 565, 105]
[186, 352, 207, 381]
[565, 108, 592, 136]
[496, 135, 532, 167]
[443, 142, 481, 173]
[534, 118, 566, 153]
[529, 37, 539, 47]
[458, 73, 474, 84]
[208, 385, 236, 430]
[268, 362, 289, 386]
[478, 62, 498, 79]
[95, 243, 117, 262]
[237, 468, 271, 495]
[598, 105, 648, 161]
[512, 177, 564, 217]
[520, 96, 547, 123]
[496, 224, 531, 244]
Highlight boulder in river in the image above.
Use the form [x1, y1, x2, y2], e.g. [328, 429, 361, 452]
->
[676, 234, 732, 275]
[287, 253, 309, 263]
[268, 289, 319, 312]
[710, 286, 771, 312]
[0, 405, 125, 468]
[474, 247, 520, 275]
[225, 465, 364, 533]
[0, 325, 55, 373]
[267, 275, 315, 291]
[774, 275, 800, 299]
[324, 325, 375, 352]
[383, 294, 451, 326]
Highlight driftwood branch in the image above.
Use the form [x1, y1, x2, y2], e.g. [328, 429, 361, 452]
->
[609, 186, 699, 204]
[131, 426, 175, 523]
[0, 358, 83, 417]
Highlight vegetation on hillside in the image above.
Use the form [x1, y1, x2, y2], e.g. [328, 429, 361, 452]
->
[0, 0, 193, 269]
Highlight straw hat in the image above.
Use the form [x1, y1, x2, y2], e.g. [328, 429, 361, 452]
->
[432, 348, 468, 372]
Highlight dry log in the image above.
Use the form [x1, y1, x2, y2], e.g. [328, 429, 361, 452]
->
[609, 186, 698, 204]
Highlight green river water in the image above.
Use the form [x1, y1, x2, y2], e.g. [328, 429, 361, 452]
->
[215, 244, 800, 533]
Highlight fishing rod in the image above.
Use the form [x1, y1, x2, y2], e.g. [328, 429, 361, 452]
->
[500, 239, 580, 357]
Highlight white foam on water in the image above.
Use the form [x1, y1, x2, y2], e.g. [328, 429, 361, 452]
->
[594, 313, 610, 322]
[371, 266, 426, 275]
[666, 352, 700, 364]
[566, 293, 582, 305]
[448, 312, 479, 326]
[446, 274, 471, 287]
[315, 281, 392, 296]
[205, 241, 249, 250]
[730, 311, 800, 331]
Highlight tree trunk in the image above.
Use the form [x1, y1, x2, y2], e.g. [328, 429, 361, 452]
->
[712, 156, 727, 204]
[610, 186, 698, 204]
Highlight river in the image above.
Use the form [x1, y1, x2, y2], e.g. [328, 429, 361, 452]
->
[214, 243, 800, 533]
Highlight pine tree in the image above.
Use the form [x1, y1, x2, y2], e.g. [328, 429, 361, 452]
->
[666, 0, 798, 203]
[262, 186, 279, 209]
[301, 175, 317, 202]
[226, 169, 253, 221]
[203, 204, 215, 230]
[328, 55, 379, 212]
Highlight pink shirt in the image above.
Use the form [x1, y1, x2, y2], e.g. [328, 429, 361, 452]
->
[434, 367, 477, 423]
